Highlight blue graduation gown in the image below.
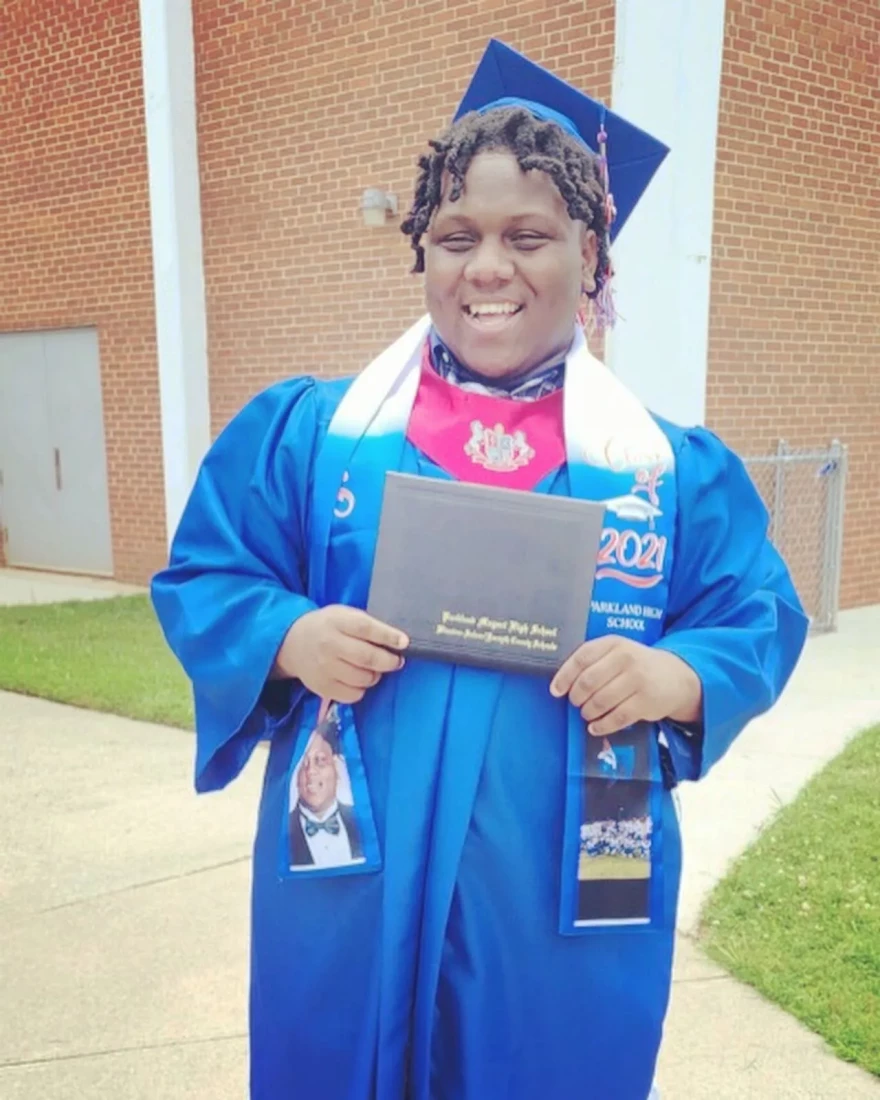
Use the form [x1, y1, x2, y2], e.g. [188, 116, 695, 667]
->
[151, 377, 807, 1100]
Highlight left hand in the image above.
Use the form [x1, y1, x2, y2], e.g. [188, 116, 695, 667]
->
[550, 636, 703, 737]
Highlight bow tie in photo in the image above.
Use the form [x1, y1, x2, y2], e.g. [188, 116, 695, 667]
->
[303, 812, 341, 837]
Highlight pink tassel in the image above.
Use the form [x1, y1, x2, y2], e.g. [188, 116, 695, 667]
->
[593, 273, 617, 332]
[594, 120, 617, 332]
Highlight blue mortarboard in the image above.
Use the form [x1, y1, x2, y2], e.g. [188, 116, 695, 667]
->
[454, 39, 669, 242]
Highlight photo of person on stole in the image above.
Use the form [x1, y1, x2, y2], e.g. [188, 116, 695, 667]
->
[151, 38, 808, 1100]
[289, 704, 365, 870]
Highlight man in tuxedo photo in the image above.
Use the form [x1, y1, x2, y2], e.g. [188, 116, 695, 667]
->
[289, 712, 364, 869]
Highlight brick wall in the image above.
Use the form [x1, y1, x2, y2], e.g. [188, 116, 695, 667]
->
[0, 0, 164, 583]
[193, 0, 615, 436]
[3, 0, 876, 608]
[707, 0, 880, 608]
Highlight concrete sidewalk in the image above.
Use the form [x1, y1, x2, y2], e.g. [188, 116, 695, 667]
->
[0, 567, 144, 606]
[0, 696, 258, 1100]
[1, 607, 879, 1098]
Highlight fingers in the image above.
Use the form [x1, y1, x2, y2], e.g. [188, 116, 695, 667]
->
[337, 607, 409, 652]
[304, 608, 408, 706]
[550, 636, 617, 698]
[549, 637, 648, 737]
[567, 651, 627, 710]
[578, 671, 635, 723]
[586, 696, 642, 738]
[331, 662, 380, 691]
[325, 680, 367, 706]
[336, 634, 405, 676]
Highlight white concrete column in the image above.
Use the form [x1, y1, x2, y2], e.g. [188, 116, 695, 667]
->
[139, 0, 211, 548]
[605, 0, 727, 427]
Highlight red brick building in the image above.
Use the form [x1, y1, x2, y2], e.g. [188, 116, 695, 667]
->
[1, 0, 877, 612]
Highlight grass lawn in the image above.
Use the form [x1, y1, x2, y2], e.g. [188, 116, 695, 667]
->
[700, 722, 880, 1078]
[0, 595, 193, 728]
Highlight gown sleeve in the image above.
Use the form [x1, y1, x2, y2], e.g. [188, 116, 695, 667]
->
[654, 426, 809, 782]
[150, 379, 324, 793]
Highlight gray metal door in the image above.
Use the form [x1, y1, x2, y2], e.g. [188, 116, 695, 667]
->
[0, 328, 114, 575]
[0, 334, 57, 569]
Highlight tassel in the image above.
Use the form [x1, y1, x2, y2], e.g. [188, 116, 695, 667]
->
[593, 268, 618, 332]
[594, 114, 618, 331]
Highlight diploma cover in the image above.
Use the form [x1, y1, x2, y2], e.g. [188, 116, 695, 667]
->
[367, 473, 605, 675]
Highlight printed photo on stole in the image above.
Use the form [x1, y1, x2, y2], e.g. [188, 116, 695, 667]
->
[577, 730, 653, 926]
[560, 719, 664, 932]
[284, 700, 382, 877]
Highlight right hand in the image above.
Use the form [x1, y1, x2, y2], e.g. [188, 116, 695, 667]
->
[274, 605, 409, 704]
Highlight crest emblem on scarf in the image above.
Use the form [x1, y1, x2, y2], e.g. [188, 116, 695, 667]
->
[464, 419, 534, 472]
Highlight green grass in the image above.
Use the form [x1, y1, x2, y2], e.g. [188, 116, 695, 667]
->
[700, 723, 880, 1078]
[579, 854, 650, 880]
[0, 595, 193, 728]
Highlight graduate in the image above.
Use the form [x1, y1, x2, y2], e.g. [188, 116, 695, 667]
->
[151, 40, 808, 1100]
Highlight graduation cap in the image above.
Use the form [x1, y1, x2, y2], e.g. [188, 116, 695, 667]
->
[453, 39, 669, 243]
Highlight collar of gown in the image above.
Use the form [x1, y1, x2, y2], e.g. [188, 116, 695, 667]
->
[428, 326, 569, 402]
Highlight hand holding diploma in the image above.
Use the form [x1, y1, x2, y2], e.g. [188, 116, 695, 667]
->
[276, 606, 409, 704]
[551, 636, 703, 737]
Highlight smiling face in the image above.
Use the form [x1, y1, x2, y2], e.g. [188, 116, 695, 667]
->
[297, 733, 338, 815]
[423, 150, 598, 380]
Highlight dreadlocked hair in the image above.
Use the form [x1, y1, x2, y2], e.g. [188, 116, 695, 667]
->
[400, 106, 611, 297]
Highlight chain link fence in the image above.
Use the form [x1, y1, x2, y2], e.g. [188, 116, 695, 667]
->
[743, 441, 847, 634]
